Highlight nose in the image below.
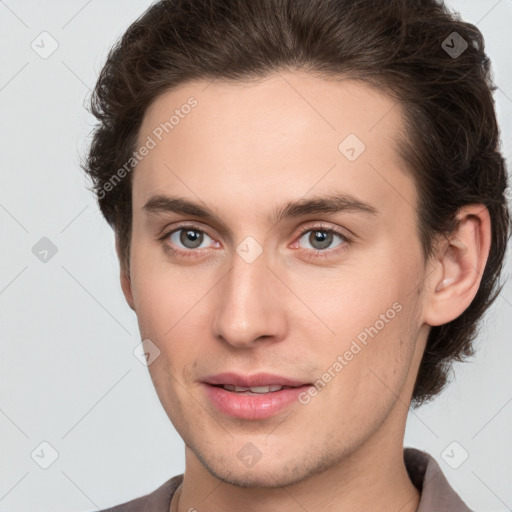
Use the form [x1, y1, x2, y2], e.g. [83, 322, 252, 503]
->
[211, 250, 288, 349]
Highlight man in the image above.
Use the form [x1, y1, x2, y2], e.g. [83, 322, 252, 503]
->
[82, 0, 510, 510]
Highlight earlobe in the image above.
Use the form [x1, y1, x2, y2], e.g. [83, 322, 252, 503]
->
[423, 205, 491, 326]
[115, 236, 136, 312]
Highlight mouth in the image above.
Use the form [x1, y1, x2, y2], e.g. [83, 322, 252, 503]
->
[209, 383, 299, 394]
[201, 373, 314, 420]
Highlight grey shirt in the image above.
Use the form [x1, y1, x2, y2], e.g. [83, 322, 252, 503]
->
[98, 447, 472, 511]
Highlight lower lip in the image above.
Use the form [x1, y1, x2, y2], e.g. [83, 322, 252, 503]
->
[202, 383, 313, 420]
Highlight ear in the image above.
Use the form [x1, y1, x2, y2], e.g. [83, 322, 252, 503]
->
[423, 204, 491, 326]
[115, 235, 136, 311]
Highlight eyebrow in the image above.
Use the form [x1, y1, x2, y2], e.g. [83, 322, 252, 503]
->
[143, 193, 378, 226]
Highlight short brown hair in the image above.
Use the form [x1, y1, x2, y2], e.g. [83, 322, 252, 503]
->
[81, 0, 510, 406]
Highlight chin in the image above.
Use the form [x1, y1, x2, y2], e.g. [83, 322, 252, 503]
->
[192, 442, 329, 489]
[207, 464, 307, 489]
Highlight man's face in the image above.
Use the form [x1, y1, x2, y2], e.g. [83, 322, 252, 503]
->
[124, 71, 431, 487]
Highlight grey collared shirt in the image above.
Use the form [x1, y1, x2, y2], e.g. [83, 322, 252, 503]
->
[98, 447, 472, 511]
[404, 447, 472, 511]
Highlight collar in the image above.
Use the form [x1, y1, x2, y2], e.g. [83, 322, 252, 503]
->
[404, 447, 472, 511]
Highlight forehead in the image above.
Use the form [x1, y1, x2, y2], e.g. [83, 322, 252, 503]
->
[138, 71, 405, 155]
[133, 71, 416, 221]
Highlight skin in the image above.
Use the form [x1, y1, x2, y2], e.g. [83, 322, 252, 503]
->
[116, 70, 491, 512]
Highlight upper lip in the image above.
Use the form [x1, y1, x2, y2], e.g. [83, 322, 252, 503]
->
[202, 372, 310, 388]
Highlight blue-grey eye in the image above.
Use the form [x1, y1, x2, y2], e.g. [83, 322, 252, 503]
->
[170, 228, 212, 249]
[298, 230, 344, 251]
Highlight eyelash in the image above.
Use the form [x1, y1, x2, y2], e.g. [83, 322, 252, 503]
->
[158, 222, 353, 261]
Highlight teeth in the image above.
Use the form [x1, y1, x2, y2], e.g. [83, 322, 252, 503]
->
[222, 384, 285, 393]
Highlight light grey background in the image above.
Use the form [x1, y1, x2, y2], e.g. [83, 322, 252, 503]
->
[0, 1, 511, 511]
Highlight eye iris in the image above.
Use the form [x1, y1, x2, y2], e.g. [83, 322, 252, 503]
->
[310, 230, 332, 250]
[180, 229, 203, 249]
[174, 229, 337, 251]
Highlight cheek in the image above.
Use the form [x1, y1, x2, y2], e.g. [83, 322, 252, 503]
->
[304, 297, 420, 437]
[128, 243, 208, 334]
[299, 253, 422, 396]
[128, 247, 213, 376]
